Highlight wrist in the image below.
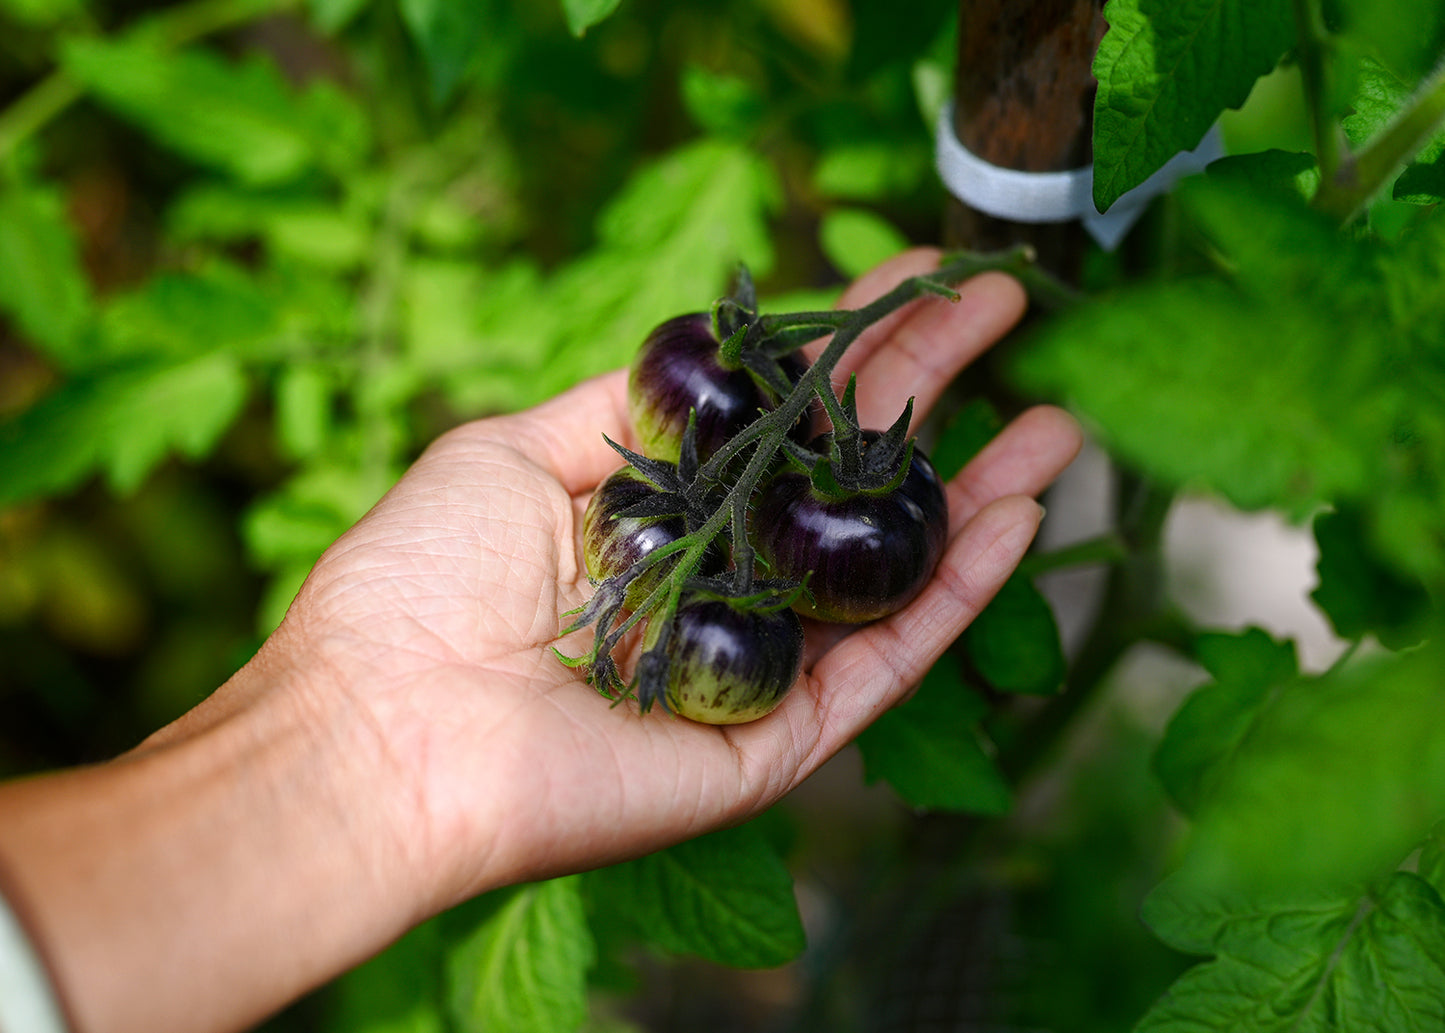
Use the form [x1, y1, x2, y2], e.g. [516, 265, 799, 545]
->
[0, 627, 430, 1033]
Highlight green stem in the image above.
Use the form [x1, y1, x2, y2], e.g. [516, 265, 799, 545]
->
[1292, 0, 1341, 188]
[0, 0, 302, 165]
[1314, 60, 1445, 221]
[0, 72, 80, 170]
[594, 248, 1062, 691]
[999, 476, 1181, 786]
[1017, 532, 1130, 578]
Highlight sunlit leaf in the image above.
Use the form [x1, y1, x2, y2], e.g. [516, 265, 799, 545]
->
[1137, 872, 1445, 1032]
[1328, 0, 1445, 82]
[1341, 58, 1445, 204]
[1092, 0, 1294, 210]
[0, 183, 93, 365]
[446, 878, 594, 1033]
[274, 365, 334, 461]
[583, 821, 805, 968]
[818, 207, 910, 279]
[0, 355, 248, 504]
[561, 0, 622, 37]
[327, 919, 445, 1033]
[60, 37, 361, 184]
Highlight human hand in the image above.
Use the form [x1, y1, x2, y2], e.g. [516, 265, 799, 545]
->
[216, 249, 1083, 917]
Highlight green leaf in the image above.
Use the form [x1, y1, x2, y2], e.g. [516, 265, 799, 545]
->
[328, 918, 445, 1033]
[310, 0, 371, 33]
[485, 138, 779, 406]
[856, 654, 1011, 814]
[813, 143, 929, 202]
[1136, 872, 1445, 1032]
[680, 65, 764, 138]
[962, 572, 1065, 695]
[1342, 57, 1413, 148]
[0, 183, 94, 364]
[446, 877, 594, 1033]
[0, 355, 248, 504]
[1204, 149, 1321, 202]
[1327, 0, 1445, 82]
[582, 820, 805, 968]
[0, 0, 86, 25]
[1091, 0, 1295, 210]
[168, 186, 374, 269]
[1394, 154, 1445, 204]
[1341, 58, 1445, 204]
[1153, 628, 1298, 816]
[1311, 507, 1432, 649]
[1174, 639, 1445, 897]
[97, 268, 279, 364]
[398, 0, 491, 102]
[242, 466, 391, 569]
[561, 0, 623, 37]
[1010, 184, 1401, 516]
[818, 207, 911, 280]
[1419, 822, 1445, 898]
[61, 38, 323, 185]
[275, 365, 334, 461]
[929, 397, 1002, 482]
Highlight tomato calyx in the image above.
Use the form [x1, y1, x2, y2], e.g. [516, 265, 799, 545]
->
[560, 246, 1073, 720]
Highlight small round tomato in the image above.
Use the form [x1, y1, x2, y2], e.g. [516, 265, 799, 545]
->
[651, 596, 804, 724]
[627, 313, 810, 462]
[583, 465, 710, 607]
[751, 435, 948, 623]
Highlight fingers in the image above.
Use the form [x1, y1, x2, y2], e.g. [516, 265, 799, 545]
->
[845, 272, 1028, 430]
[805, 248, 1029, 431]
[947, 405, 1083, 528]
[791, 403, 1081, 758]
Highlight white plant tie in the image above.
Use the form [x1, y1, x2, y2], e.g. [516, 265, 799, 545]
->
[934, 101, 1225, 251]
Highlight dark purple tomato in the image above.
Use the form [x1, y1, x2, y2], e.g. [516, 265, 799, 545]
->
[650, 596, 804, 724]
[628, 313, 809, 462]
[751, 438, 948, 623]
[583, 465, 711, 607]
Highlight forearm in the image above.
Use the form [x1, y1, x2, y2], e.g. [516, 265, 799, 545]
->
[0, 647, 421, 1033]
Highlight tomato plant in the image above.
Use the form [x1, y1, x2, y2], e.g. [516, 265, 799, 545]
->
[3, 0, 1445, 1031]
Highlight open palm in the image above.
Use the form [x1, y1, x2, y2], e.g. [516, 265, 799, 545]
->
[273, 251, 1082, 912]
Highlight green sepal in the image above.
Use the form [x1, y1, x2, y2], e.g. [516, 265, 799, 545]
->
[714, 318, 749, 370]
[602, 434, 684, 493]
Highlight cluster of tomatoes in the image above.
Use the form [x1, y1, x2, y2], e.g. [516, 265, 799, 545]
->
[572, 280, 949, 725]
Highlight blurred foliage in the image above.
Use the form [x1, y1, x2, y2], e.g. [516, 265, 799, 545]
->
[3, 0, 1445, 1030]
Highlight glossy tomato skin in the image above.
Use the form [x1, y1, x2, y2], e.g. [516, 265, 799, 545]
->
[583, 466, 708, 607]
[751, 441, 948, 624]
[657, 598, 804, 724]
[628, 313, 809, 462]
